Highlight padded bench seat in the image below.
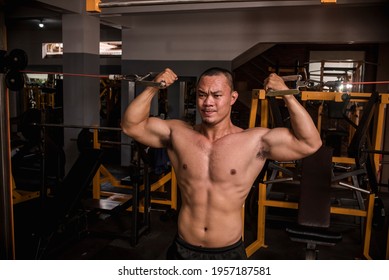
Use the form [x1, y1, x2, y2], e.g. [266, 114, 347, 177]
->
[286, 226, 342, 246]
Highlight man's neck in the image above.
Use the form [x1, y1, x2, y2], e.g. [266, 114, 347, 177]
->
[199, 121, 235, 142]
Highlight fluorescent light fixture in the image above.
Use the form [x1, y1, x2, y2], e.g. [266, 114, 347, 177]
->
[42, 41, 122, 58]
[38, 20, 44, 28]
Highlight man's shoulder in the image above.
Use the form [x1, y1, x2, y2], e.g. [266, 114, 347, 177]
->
[242, 126, 269, 135]
[167, 119, 195, 130]
[226, 126, 269, 143]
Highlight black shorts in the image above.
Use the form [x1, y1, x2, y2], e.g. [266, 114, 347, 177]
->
[166, 235, 247, 260]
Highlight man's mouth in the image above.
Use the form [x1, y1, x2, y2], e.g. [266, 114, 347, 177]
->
[202, 110, 215, 116]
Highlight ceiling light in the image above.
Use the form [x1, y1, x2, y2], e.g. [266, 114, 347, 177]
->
[38, 20, 44, 28]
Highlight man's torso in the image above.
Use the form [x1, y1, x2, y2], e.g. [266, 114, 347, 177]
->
[166, 121, 268, 247]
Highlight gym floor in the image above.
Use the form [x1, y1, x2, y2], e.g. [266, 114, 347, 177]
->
[12, 171, 389, 260]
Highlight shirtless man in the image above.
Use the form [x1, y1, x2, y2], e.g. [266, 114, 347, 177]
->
[121, 67, 322, 259]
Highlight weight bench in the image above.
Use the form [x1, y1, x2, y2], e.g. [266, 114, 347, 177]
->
[35, 148, 104, 258]
[286, 146, 342, 260]
[84, 147, 151, 247]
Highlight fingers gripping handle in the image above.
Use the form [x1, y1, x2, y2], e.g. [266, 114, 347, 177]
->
[108, 75, 167, 89]
[266, 74, 302, 97]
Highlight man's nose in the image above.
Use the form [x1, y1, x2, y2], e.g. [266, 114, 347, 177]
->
[203, 95, 213, 105]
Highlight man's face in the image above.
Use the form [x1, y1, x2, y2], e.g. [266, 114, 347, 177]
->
[196, 74, 238, 125]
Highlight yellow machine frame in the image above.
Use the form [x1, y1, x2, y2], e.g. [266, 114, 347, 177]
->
[12, 175, 40, 204]
[245, 89, 389, 259]
[90, 128, 177, 212]
[11, 124, 178, 212]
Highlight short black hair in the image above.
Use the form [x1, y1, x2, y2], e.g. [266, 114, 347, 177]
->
[198, 67, 234, 91]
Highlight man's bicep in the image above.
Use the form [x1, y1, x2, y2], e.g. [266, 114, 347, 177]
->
[133, 117, 172, 148]
[261, 127, 304, 161]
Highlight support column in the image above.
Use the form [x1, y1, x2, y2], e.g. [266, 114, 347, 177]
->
[0, 77, 15, 260]
[120, 81, 135, 166]
[377, 43, 389, 187]
[120, 81, 158, 166]
[167, 81, 184, 120]
[62, 14, 100, 172]
[0, 4, 15, 260]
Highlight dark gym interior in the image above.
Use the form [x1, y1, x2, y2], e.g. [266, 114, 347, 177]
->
[1, 0, 389, 261]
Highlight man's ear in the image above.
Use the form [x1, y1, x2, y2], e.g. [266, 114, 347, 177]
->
[230, 91, 239, 105]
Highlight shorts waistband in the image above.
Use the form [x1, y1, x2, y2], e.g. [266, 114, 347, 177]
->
[175, 235, 243, 254]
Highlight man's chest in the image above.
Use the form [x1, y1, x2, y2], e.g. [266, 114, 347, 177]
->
[171, 133, 263, 181]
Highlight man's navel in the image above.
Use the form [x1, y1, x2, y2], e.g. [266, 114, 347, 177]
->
[183, 163, 188, 170]
[230, 169, 237, 175]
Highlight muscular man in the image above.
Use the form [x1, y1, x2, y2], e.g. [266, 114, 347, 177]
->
[121, 67, 321, 259]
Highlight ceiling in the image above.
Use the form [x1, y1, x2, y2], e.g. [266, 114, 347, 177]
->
[2, 0, 388, 31]
[2, 0, 66, 30]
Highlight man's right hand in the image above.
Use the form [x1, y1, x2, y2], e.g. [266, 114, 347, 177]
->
[264, 73, 289, 92]
[153, 68, 178, 89]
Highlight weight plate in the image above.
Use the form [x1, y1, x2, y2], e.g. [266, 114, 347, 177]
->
[7, 49, 28, 71]
[5, 70, 25, 91]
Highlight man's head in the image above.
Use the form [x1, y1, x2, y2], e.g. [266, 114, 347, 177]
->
[197, 67, 235, 92]
[196, 67, 238, 125]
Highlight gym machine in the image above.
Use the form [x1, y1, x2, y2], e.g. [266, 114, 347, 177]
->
[286, 146, 342, 260]
[30, 123, 178, 248]
[245, 87, 388, 259]
[1, 47, 180, 256]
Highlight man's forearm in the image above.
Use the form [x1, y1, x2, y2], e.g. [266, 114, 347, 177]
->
[122, 68, 177, 131]
[122, 86, 158, 130]
[283, 95, 321, 148]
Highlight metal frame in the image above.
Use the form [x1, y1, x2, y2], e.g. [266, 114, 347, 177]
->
[245, 89, 389, 259]
[23, 123, 178, 212]
[92, 126, 178, 211]
[0, 74, 16, 259]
